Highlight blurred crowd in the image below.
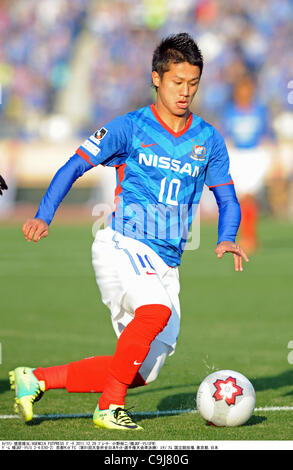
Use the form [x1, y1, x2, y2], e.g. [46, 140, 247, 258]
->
[1, 0, 293, 136]
[86, 0, 293, 134]
[1, 0, 293, 220]
[0, 0, 87, 138]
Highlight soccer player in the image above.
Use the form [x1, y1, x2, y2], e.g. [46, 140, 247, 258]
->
[224, 74, 273, 253]
[11, 33, 248, 431]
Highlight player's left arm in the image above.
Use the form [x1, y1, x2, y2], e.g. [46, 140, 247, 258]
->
[206, 127, 249, 271]
[211, 184, 249, 272]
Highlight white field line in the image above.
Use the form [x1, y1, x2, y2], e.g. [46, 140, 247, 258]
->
[0, 406, 293, 420]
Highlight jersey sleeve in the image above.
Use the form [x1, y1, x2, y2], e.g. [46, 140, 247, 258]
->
[211, 184, 241, 244]
[34, 153, 93, 225]
[205, 127, 233, 189]
[75, 115, 131, 167]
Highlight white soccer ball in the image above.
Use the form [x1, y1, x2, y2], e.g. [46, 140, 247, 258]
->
[196, 370, 256, 427]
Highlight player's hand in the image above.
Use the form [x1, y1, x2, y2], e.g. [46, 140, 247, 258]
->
[22, 218, 49, 243]
[215, 241, 249, 272]
[0, 175, 8, 195]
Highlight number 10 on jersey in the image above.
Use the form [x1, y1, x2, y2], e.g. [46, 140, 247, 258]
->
[158, 177, 181, 206]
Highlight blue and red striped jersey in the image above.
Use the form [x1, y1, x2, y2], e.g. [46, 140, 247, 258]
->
[76, 104, 233, 266]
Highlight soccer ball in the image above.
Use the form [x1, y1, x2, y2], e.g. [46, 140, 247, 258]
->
[196, 370, 256, 427]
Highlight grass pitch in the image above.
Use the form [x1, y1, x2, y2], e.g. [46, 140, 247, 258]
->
[0, 217, 293, 442]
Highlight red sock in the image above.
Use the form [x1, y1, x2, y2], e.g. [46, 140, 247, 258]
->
[32, 304, 171, 399]
[33, 365, 68, 391]
[33, 356, 147, 393]
[66, 356, 146, 392]
[98, 304, 171, 410]
[66, 356, 113, 393]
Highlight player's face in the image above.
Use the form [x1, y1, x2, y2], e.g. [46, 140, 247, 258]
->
[152, 62, 201, 117]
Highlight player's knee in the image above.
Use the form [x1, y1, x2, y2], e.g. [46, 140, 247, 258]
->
[144, 363, 163, 384]
[140, 341, 172, 384]
[158, 304, 172, 327]
[135, 304, 172, 337]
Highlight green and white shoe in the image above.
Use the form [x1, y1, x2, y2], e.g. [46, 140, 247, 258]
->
[93, 404, 143, 431]
[9, 367, 45, 422]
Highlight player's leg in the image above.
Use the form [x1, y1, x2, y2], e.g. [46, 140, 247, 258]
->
[10, 229, 178, 426]
[10, 291, 176, 424]
[9, 338, 172, 424]
[9, 359, 143, 423]
[91, 228, 177, 430]
[65, 258, 180, 394]
[33, 356, 147, 393]
[10, 319, 176, 424]
[97, 303, 171, 405]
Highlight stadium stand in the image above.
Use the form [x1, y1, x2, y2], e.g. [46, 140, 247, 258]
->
[0, 0, 293, 218]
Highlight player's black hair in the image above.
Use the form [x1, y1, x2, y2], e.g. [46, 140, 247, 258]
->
[152, 32, 204, 87]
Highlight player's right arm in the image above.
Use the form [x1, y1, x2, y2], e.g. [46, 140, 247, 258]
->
[23, 116, 130, 243]
[22, 153, 93, 242]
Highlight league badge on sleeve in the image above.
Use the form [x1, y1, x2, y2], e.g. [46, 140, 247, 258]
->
[94, 127, 108, 141]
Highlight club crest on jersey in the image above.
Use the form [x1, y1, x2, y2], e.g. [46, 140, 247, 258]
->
[94, 127, 108, 140]
[190, 144, 206, 161]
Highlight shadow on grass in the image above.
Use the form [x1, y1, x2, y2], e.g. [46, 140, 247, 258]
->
[204, 415, 266, 427]
[246, 415, 267, 426]
[249, 369, 293, 393]
[0, 378, 12, 394]
[157, 391, 196, 412]
[129, 382, 198, 397]
[26, 413, 92, 426]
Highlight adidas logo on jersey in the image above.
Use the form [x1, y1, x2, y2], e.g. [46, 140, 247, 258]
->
[139, 153, 200, 178]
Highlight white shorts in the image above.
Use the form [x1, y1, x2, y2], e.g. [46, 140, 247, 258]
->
[228, 146, 271, 196]
[91, 227, 181, 356]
